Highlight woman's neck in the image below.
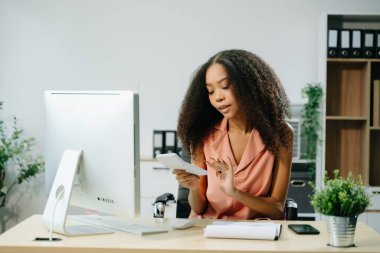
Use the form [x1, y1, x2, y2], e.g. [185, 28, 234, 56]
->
[227, 117, 251, 134]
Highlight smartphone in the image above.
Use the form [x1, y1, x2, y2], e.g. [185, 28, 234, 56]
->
[288, 224, 320, 235]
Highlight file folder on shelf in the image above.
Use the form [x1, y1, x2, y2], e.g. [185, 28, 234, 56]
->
[176, 137, 182, 157]
[364, 30, 375, 58]
[351, 30, 363, 58]
[153, 130, 165, 157]
[327, 29, 339, 58]
[376, 30, 380, 58]
[164, 130, 176, 154]
[339, 30, 350, 58]
[153, 130, 180, 157]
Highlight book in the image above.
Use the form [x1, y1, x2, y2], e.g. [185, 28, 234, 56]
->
[204, 221, 282, 240]
[374, 80, 380, 127]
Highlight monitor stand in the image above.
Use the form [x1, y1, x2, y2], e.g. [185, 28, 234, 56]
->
[42, 149, 113, 236]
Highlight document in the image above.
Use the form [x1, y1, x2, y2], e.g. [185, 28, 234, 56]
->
[204, 221, 282, 240]
[156, 153, 208, 176]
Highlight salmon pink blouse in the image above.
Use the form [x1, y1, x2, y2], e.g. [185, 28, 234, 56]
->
[190, 117, 275, 220]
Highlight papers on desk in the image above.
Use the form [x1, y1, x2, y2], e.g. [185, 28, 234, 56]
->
[204, 221, 282, 240]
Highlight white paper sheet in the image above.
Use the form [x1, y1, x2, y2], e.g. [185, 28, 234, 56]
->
[204, 221, 282, 240]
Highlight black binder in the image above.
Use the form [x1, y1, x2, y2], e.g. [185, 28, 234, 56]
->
[339, 29, 350, 58]
[376, 30, 380, 58]
[363, 30, 375, 58]
[164, 130, 176, 154]
[153, 130, 165, 157]
[327, 29, 339, 58]
[351, 30, 363, 58]
[176, 137, 182, 157]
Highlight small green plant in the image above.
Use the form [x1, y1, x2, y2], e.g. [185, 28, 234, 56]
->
[300, 83, 323, 177]
[310, 170, 371, 217]
[0, 101, 44, 208]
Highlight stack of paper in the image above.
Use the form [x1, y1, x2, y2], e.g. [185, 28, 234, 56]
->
[204, 221, 282, 240]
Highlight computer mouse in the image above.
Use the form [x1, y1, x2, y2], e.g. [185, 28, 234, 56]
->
[169, 219, 195, 230]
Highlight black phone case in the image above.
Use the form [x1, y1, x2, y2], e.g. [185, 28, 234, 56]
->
[288, 224, 320, 235]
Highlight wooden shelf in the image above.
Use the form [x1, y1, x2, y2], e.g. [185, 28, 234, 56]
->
[326, 116, 368, 120]
[140, 157, 157, 162]
[328, 59, 380, 63]
[320, 14, 380, 186]
[326, 61, 369, 118]
[325, 120, 368, 181]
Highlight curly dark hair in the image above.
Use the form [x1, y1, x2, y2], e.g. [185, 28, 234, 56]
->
[177, 49, 292, 158]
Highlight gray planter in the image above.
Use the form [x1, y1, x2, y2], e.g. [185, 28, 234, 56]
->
[326, 215, 357, 247]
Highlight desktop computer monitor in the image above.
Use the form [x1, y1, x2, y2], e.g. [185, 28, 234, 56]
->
[42, 91, 140, 236]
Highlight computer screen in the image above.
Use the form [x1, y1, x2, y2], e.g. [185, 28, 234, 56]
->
[42, 91, 140, 235]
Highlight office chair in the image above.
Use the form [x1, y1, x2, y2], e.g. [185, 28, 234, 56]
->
[155, 149, 298, 220]
[174, 184, 298, 220]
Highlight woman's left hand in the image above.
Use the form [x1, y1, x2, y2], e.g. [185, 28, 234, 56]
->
[206, 157, 236, 196]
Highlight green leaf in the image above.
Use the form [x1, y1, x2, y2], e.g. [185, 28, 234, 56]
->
[17, 160, 44, 184]
[300, 83, 323, 177]
[309, 169, 371, 217]
[0, 101, 44, 207]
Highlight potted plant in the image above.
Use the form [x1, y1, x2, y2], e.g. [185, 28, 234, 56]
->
[0, 101, 44, 209]
[309, 170, 371, 247]
[300, 82, 323, 178]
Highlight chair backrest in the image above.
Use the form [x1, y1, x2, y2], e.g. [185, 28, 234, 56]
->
[176, 149, 192, 218]
[176, 148, 298, 220]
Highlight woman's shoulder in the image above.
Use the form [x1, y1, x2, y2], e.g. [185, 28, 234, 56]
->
[285, 121, 295, 134]
[284, 121, 295, 142]
[278, 121, 294, 156]
[204, 118, 227, 142]
[214, 117, 227, 131]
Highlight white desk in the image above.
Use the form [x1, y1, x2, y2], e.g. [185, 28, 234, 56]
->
[0, 215, 379, 253]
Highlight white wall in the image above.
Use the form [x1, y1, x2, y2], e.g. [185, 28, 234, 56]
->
[1, 0, 379, 232]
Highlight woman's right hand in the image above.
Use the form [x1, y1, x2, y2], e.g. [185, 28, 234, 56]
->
[172, 169, 200, 190]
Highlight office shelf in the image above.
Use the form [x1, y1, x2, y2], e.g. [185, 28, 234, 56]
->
[317, 13, 380, 233]
[319, 13, 380, 186]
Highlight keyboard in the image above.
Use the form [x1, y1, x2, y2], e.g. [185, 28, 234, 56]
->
[70, 215, 168, 236]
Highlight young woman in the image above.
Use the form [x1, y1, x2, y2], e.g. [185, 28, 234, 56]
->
[174, 49, 294, 220]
